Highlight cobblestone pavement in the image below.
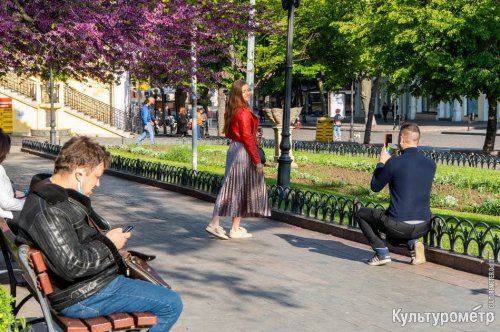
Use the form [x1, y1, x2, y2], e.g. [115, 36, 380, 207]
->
[1, 148, 498, 332]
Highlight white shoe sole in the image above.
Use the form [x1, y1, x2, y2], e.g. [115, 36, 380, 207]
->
[205, 226, 229, 240]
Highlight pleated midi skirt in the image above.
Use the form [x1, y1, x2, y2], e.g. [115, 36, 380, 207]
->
[212, 141, 271, 218]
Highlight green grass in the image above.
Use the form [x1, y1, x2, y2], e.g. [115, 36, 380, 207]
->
[107, 143, 500, 226]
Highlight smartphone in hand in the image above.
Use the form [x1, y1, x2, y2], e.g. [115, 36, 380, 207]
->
[384, 133, 397, 155]
[384, 133, 392, 146]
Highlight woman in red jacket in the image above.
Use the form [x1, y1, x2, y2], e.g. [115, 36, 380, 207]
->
[206, 80, 270, 239]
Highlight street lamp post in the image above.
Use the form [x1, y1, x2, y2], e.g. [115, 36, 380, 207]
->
[349, 80, 354, 142]
[49, 65, 56, 145]
[277, 0, 300, 188]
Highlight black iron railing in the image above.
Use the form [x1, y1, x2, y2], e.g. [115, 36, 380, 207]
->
[22, 139, 500, 262]
[204, 136, 500, 169]
[0, 73, 133, 132]
[64, 85, 133, 131]
[0, 72, 36, 100]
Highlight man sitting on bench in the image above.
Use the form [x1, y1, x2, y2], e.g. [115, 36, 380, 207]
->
[355, 123, 436, 266]
[15, 136, 182, 331]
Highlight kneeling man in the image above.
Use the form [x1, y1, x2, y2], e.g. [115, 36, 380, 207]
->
[356, 123, 436, 266]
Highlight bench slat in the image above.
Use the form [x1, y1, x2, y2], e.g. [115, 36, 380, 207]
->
[83, 316, 113, 332]
[56, 315, 89, 332]
[106, 312, 135, 329]
[37, 271, 54, 295]
[29, 249, 48, 273]
[131, 311, 157, 326]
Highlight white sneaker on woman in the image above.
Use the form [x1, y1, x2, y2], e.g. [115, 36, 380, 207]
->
[206, 225, 229, 240]
[229, 227, 253, 239]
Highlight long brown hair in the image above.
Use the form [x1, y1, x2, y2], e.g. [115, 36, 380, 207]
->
[223, 79, 248, 136]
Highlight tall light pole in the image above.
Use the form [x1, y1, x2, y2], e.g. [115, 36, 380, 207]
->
[277, 0, 300, 188]
[49, 65, 56, 145]
[246, 0, 255, 111]
[190, 37, 198, 172]
[349, 80, 354, 142]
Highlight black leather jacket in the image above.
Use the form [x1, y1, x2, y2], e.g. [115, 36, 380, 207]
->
[16, 179, 124, 311]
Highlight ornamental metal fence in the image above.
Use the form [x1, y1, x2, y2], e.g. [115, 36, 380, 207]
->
[21, 139, 500, 262]
[203, 136, 500, 169]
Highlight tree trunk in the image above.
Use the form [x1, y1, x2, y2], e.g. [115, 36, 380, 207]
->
[363, 77, 379, 144]
[483, 95, 498, 154]
[371, 80, 379, 127]
[217, 87, 226, 136]
[174, 87, 187, 111]
[360, 76, 371, 120]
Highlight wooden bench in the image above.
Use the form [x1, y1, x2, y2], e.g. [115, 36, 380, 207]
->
[1, 218, 157, 332]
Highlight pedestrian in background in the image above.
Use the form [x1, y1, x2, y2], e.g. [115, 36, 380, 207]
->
[206, 80, 270, 240]
[382, 102, 390, 123]
[178, 107, 189, 137]
[333, 108, 343, 141]
[136, 96, 156, 144]
[196, 107, 207, 139]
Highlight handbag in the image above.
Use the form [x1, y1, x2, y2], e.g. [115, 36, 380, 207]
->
[258, 146, 266, 164]
[120, 250, 171, 289]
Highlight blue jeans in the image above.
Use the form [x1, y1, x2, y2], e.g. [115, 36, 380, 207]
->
[198, 125, 204, 139]
[136, 122, 155, 144]
[60, 276, 182, 332]
[333, 126, 341, 141]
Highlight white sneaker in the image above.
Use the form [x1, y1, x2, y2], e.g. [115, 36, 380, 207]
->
[229, 227, 253, 239]
[205, 225, 229, 240]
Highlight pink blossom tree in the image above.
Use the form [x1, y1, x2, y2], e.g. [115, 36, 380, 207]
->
[0, 0, 269, 85]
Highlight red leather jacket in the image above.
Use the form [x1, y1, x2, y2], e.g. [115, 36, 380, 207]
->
[226, 106, 260, 165]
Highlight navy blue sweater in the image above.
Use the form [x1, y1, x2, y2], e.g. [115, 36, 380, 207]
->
[371, 147, 436, 222]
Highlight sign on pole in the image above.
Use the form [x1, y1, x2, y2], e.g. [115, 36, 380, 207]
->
[0, 98, 13, 133]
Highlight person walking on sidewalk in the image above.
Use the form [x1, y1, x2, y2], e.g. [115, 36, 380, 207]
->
[16, 136, 182, 331]
[382, 102, 390, 123]
[206, 80, 271, 240]
[136, 96, 156, 144]
[355, 123, 436, 266]
[333, 109, 343, 141]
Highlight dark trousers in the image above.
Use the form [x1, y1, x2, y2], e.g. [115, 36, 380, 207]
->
[356, 207, 430, 249]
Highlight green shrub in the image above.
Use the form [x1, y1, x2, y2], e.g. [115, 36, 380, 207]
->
[329, 180, 347, 189]
[158, 146, 191, 163]
[434, 172, 499, 193]
[0, 287, 29, 331]
[471, 198, 500, 216]
[349, 186, 371, 196]
[431, 194, 458, 208]
[130, 147, 152, 155]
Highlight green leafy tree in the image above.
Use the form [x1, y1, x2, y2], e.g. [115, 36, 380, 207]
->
[362, 0, 499, 153]
[254, 0, 382, 142]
